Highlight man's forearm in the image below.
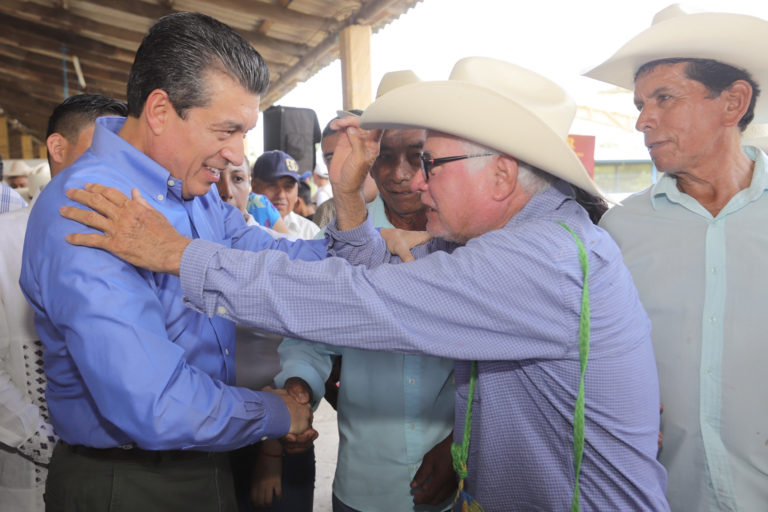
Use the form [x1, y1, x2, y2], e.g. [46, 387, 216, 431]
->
[333, 189, 368, 231]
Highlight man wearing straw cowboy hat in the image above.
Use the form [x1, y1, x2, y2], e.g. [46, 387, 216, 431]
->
[59, 57, 669, 510]
[586, 4, 768, 511]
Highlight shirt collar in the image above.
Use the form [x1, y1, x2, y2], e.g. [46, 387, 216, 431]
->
[648, 145, 768, 216]
[509, 179, 573, 226]
[90, 117, 178, 199]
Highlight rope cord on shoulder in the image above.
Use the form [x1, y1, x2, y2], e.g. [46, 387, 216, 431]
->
[449, 222, 590, 512]
[557, 221, 591, 512]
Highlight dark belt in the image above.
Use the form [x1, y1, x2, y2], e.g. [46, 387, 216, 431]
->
[62, 442, 211, 464]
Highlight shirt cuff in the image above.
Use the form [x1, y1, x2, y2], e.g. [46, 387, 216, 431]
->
[274, 361, 327, 410]
[325, 215, 378, 256]
[180, 239, 222, 315]
[245, 389, 292, 440]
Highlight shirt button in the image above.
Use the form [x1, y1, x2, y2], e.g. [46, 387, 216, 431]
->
[217, 306, 227, 316]
[167, 179, 175, 186]
[408, 378, 415, 385]
[225, 348, 230, 355]
[709, 316, 717, 324]
[409, 423, 415, 430]
[260, 436, 268, 441]
[156, 194, 164, 201]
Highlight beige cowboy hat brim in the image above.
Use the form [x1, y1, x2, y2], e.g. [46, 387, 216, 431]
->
[360, 61, 603, 199]
[584, 8, 768, 123]
[6, 159, 34, 177]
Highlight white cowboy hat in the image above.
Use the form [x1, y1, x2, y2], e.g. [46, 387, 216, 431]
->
[376, 70, 420, 98]
[6, 159, 34, 177]
[584, 4, 768, 122]
[26, 162, 51, 200]
[359, 56, 604, 198]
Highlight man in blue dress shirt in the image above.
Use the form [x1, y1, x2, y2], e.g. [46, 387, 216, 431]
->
[19, 12, 325, 512]
[61, 58, 670, 510]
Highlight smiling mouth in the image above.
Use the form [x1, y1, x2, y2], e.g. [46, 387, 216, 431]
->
[205, 165, 222, 181]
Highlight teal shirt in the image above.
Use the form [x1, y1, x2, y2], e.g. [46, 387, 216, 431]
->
[600, 146, 768, 511]
[275, 196, 454, 512]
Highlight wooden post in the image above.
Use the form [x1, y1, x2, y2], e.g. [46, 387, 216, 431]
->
[339, 25, 372, 111]
[0, 116, 8, 159]
[21, 134, 35, 159]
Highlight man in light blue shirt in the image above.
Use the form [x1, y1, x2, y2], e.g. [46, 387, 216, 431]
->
[586, 5, 768, 510]
[19, 12, 322, 512]
[277, 122, 456, 512]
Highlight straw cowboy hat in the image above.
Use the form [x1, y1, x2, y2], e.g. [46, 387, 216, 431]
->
[584, 3, 768, 123]
[6, 159, 34, 177]
[376, 70, 420, 98]
[359, 56, 604, 198]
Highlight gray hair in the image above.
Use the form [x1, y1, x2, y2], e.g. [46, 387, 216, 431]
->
[460, 139, 554, 196]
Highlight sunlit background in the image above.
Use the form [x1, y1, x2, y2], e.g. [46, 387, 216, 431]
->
[247, 0, 768, 200]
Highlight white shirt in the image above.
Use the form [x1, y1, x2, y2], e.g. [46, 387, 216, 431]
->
[0, 201, 57, 512]
[314, 183, 333, 207]
[600, 146, 768, 511]
[283, 211, 320, 240]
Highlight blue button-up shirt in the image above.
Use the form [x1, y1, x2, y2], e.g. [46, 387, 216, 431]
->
[276, 196, 455, 512]
[180, 182, 669, 510]
[20, 117, 328, 451]
[600, 146, 768, 511]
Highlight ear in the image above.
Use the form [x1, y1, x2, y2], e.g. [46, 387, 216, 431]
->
[46, 133, 69, 166]
[143, 89, 174, 135]
[722, 80, 752, 128]
[490, 155, 518, 201]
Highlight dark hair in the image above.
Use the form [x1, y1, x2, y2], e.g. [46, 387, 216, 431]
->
[573, 187, 609, 224]
[321, 109, 364, 139]
[297, 179, 312, 205]
[126, 11, 270, 119]
[635, 58, 760, 131]
[46, 94, 127, 142]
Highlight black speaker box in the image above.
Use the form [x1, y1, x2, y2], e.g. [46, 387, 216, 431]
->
[263, 105, 321, 173]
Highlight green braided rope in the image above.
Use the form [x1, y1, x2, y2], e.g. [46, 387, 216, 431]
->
[557, 222, 590, 512]
[449, 223, 590, 512]
[451, 360, 478, 481]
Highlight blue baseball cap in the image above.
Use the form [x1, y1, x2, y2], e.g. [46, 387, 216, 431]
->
[252, 150, 311, 183]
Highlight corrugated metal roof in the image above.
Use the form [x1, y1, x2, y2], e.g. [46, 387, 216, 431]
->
[0, 0, 422, 143]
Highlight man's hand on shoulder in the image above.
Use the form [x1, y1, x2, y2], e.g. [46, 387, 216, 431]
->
[61, 183, 191, 275]
[380, 228, 432, 262]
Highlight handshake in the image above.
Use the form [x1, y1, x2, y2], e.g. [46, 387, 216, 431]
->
[263, 377, 318, 452]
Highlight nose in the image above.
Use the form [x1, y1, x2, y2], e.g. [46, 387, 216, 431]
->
[221, 139, 245, 167]
[410, 167, 427, 193]
[635, 106, 656, 133]
[394, 157, 417, 183]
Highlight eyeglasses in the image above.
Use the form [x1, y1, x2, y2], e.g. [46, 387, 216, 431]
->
[419, 152, 496, 181]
